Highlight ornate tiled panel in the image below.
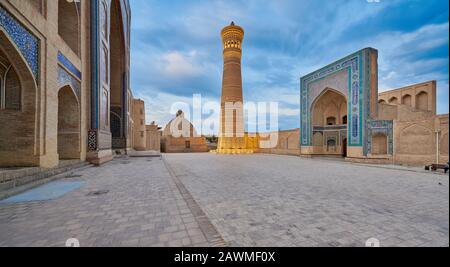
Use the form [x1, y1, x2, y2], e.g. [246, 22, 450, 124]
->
[58, 51, 81, 80]
[308, 70, 349, 107]
[90, 0, 130, 133]
[58, 66, 81, 99]
[0, 4, 39, 80]
[300, 48, 377, 156]
[301, 51, 363, 147]
[367, 120, 394, 155]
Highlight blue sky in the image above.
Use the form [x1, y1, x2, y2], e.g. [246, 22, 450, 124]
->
[130, 0, 449, 131]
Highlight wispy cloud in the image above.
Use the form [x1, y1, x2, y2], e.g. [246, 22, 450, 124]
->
[130, 0, 449, 129]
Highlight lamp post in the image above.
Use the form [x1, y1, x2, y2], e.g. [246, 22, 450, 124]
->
[436, 130, 440, 165]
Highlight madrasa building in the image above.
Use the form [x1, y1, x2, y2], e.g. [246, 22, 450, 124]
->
[261, 48, 448, 166]
[0, 0, 147, 168]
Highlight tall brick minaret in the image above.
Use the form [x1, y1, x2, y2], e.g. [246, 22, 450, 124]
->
[217, 22, 254, 154]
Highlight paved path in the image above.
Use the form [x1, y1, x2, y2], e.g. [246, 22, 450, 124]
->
[1, 154, 448, 247]
[0, 157, 222, 247]
[164, 154, 449, 247]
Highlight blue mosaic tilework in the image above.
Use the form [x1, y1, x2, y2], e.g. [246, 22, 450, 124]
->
[58, 51, 82, 79]
[0, 4, 39, 80]
[300, 51, 363, 147]
[90, 0, 130, 132]
[91, 0, 100, 130]
[58, 66, 81, 98]
[0, 181, 84, 204]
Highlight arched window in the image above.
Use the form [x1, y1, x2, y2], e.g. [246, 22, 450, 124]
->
[416, 91, 429, 111]
[389, 97, 398, 104]
[326, 117, 336, 126]
[379, 99, 386, 104]
[402, 94, 412, 106]
[342, 115, 348, 125]
[0, 50, 21, 111]
[327, 139, 336, 152]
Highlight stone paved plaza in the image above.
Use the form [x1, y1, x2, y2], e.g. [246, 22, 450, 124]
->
[165, 154, 449, 247]
[0, 157, 220, 247]
[0, 154, 448, 247]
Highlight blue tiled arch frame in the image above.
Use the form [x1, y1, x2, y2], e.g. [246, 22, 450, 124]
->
[300, 48, 377, 155]
[0, 4, 39, 82]
[89, 0, 131, 151]
[57, 66, 81, 100]
[367, 120, 394, 155]
[57, 51, 81, 101]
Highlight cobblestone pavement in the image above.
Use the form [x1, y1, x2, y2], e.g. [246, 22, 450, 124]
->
[0, 157, 223, 247]
[164, 154, 449, 247]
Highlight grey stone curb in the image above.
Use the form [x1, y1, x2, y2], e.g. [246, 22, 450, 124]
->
[162, 157, 228, 247]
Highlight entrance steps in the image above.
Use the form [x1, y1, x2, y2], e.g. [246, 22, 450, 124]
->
[0, 160, 91, 200]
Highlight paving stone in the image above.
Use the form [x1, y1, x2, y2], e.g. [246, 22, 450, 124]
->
[0, 158, 222, 247]
[163, 153, 449, 247]
[1, 154, 448, 247]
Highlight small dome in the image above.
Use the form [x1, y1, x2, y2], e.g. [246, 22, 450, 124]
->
[163, 111, 198, 137]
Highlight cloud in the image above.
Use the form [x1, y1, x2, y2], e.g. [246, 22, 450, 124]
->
[130, 0, 449, 130]
[161, 51, 202, 77]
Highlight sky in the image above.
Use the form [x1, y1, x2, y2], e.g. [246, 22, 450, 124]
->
[129, 0, 449, 132]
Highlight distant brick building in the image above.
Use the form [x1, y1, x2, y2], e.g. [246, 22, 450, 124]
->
[131, 99, 146, 151]
[161, 111, 208, 153]
[130, 98, 161, 152]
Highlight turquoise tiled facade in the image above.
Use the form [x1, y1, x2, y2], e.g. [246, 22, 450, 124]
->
[300, 48, 383, 156]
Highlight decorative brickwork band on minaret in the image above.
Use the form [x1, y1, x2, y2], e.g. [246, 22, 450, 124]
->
[216, 22, 256, 154]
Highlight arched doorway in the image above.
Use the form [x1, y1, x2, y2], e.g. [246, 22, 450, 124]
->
[0, 31, 38, 167]
[58, 85, 80, 159]
[372, 133, 388, 155]
[327, 139, 336, 152]
[311, 88, 348, 156]
[389, 97, 398, 104]
[110, 111, 122, 139]
[109, 0, 126, 150]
